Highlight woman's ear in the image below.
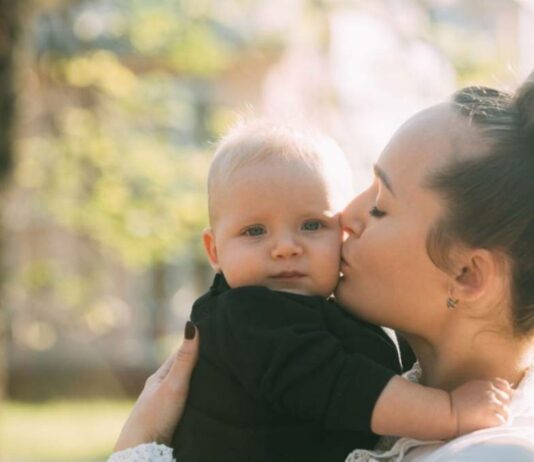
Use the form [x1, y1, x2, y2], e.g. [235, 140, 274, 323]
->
[452, 249, 501, 303]
[202, 228, 220, 272]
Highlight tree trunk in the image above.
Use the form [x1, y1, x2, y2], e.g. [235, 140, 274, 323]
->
[0, 0, 18, 179]
[0, 0, 21, 400]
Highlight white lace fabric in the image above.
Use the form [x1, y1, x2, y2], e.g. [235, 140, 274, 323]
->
[108, 443, 175, 462]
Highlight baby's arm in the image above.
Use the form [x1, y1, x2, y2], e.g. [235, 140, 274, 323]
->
[371, 376, 512, 440]
[203, 287, 399, 433]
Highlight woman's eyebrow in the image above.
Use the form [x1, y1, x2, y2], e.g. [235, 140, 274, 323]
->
[373, 164, 395, 196]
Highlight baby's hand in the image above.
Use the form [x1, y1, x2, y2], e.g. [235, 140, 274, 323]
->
[450, 378, 512, 436]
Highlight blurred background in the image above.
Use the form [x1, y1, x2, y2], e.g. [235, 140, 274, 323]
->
[0, 0, 533, 460]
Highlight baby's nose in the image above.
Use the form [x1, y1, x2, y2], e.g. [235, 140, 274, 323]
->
[271, 236, 303, 259]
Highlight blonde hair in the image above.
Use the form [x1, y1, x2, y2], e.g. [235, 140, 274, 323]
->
[208, 119, 354, 225]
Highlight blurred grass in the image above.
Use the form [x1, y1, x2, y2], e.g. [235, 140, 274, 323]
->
[0, 400, 134, 462]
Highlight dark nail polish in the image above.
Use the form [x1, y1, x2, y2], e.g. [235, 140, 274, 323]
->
[185, 321, 196, 340]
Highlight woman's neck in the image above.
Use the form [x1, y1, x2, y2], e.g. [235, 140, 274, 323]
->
[403, 322, 534, 391]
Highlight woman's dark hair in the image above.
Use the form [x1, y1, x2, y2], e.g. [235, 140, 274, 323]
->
[426, 74, 534, 336]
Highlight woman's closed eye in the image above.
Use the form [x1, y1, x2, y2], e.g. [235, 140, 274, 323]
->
[242, 225, 266, 237]
[301, 220, 325, 231]
[369, 206, 386, 218]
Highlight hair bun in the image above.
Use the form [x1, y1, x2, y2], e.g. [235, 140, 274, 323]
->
[514, 73, 534, 146]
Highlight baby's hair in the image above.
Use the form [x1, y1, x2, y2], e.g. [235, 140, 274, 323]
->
[208, 119, 353, 226]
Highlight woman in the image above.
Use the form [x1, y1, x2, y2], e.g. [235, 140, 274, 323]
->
[109, 76, 534, 461]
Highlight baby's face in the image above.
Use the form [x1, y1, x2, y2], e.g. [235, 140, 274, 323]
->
[204, 160, 344, 297]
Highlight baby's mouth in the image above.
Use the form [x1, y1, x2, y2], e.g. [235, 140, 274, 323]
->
[270, 271, 306, 279]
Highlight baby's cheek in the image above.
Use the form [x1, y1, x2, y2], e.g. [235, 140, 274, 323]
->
[225, 266, 262, 288]
[319, 252, 343, 295]
[328, 238, 343, 264]
[218, 245, 265, 287]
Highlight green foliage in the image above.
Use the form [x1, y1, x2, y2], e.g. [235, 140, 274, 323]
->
[15, 0, 257, 269]
[21, 259, 56, 291]
[127, 6, 234, 75]
[18, 117, 210, 267]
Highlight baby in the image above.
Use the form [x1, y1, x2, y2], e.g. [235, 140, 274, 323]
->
[171, 121, 510, 462]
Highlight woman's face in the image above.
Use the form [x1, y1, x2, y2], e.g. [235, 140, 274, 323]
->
[336, 104, 458, 336]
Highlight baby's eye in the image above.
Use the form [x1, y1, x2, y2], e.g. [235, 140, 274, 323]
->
[243, 225, 266, 237]
[369, 206, 386, 218]
[301, 220, 324, 231]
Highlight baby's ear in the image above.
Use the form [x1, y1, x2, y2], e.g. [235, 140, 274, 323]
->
[202, 228, 220, 271]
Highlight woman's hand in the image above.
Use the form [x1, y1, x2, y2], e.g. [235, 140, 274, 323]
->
[114, 321, 199, 452]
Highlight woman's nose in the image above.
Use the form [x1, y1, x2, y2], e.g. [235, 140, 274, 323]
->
[271, 235, 303, 259]
[341, 197, 365, 238]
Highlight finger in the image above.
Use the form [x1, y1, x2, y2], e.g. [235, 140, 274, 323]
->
[165, 322, 200, 388]
[145, 349, 179, 386]
[489, 393, 506, 408]
[494, 413, 507, 425]
[494, 405, 510, 424]
[491, 386, 511, 402]
[489, 397, 511, 424]
[483, 404, 509, 427]
[148, 322, 199, 385]
[155, 350, 181, 381]
[493, 378, 513, 392]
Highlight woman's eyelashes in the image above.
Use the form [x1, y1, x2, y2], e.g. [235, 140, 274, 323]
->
[369, 205, 386, 218]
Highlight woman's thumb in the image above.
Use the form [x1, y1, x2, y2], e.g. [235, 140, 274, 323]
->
[168, 321, 199, 382]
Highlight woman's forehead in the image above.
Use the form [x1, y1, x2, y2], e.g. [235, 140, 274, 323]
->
[377, 103, 479, 184]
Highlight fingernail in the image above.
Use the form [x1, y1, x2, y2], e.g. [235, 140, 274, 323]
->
[185, 321, 196, 340]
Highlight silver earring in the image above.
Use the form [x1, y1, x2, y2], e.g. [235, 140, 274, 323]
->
[447, 296, 459, 310]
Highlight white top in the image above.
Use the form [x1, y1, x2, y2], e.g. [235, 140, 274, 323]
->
[108, 363, 534, 462]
